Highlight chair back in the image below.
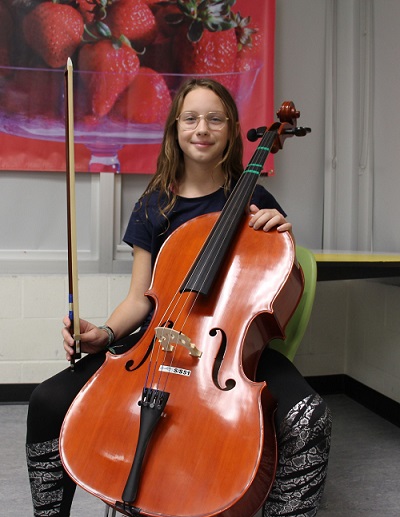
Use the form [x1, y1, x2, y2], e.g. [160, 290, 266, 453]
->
[269, 246, 317, 362]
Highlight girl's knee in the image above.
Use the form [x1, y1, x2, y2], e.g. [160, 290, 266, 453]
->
[27, 379, 71, 443]
[28, 382, 52, 420]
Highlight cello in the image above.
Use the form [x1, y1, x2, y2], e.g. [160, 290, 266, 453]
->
[60, 101, 310, 517]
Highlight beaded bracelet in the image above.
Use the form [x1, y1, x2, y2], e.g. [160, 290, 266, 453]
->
[98, 325, 115, 346]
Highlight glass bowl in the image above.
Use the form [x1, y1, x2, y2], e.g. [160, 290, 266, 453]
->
[0, 65, 261, 173]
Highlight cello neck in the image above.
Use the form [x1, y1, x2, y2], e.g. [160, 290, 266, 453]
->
[181, 127, 278, 296]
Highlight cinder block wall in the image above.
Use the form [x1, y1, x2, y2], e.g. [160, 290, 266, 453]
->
[1, 275, 400, 405]
[0, 274, 129, 383]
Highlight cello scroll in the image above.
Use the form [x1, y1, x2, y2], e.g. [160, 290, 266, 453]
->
[247, 100, 311, 153]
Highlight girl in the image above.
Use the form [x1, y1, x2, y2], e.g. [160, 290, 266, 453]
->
[26, 78, 331, 517]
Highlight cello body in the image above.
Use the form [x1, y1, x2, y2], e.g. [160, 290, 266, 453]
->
[60, 212, 304, 517]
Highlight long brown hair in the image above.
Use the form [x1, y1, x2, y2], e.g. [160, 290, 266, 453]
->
[139, 78, 244, 216]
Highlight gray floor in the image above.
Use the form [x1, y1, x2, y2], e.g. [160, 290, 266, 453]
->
[1, 394, 399, 516]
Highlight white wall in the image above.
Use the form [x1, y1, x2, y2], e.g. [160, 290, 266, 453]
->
[345, 279, 400, 402]
[1, 1, 400, 402]
[295, 278, 400, 404]
[271, 0, 327, 249]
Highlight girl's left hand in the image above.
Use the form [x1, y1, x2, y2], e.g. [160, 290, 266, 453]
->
[248, 204, 293, 233]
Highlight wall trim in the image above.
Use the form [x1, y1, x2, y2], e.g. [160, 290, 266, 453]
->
[1, 375, 399, 428]
[306, 374, 400, 428]
[0, 384, 37, 404]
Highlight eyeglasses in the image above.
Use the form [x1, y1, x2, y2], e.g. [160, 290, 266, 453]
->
[176, 111, 229, 131]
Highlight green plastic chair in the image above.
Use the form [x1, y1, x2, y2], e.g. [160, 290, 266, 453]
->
[268, 246, 317, 362]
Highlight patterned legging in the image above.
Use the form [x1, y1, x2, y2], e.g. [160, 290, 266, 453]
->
[264, 394, 332, 516]
[26, 343, 331, 517]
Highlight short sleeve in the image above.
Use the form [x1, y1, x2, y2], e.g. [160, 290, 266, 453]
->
[123, 200, 153, 252]
[251, 184, 287, 217]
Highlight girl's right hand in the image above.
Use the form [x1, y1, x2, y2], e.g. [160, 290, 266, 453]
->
[62, 316, 110, 360]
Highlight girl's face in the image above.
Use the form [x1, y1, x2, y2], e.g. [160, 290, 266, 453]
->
[177, 87, 229, 170]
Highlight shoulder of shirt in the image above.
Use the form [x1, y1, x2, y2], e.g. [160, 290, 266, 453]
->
[252, 183, 270, 197]
[134, 190, 169, 210]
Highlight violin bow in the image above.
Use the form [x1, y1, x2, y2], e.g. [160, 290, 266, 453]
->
[65, 57, 81, 371]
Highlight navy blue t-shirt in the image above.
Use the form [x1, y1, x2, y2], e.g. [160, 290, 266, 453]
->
[123, 184, 286, 267]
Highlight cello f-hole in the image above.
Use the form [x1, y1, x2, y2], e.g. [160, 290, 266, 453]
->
[211, 328, 236, 392]
[125, 340, 154, 373]
[124, 319, 174, 373]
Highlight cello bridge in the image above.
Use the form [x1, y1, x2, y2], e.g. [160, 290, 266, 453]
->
[155, 327, 202, 358]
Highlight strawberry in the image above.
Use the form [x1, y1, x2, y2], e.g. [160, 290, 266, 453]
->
[113, 66, 171, 124]
[78, 38, 140, 117]
[177, 26, 237, 76]
[234, 14, 262, 73]
[235, 40, 261, 73]
[106, 0, 157, 47]
[176, 26, 238, 91]
[138, 2, 182, 74]
[22, 2, 84, 68]
[173, 1, 238, 90]
[231, 17, 263, 99]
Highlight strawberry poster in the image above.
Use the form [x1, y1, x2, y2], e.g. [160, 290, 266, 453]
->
[0, 0, 275, 174]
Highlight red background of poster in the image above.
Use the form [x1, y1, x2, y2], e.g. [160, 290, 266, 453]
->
[0, 0, 275, 174]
